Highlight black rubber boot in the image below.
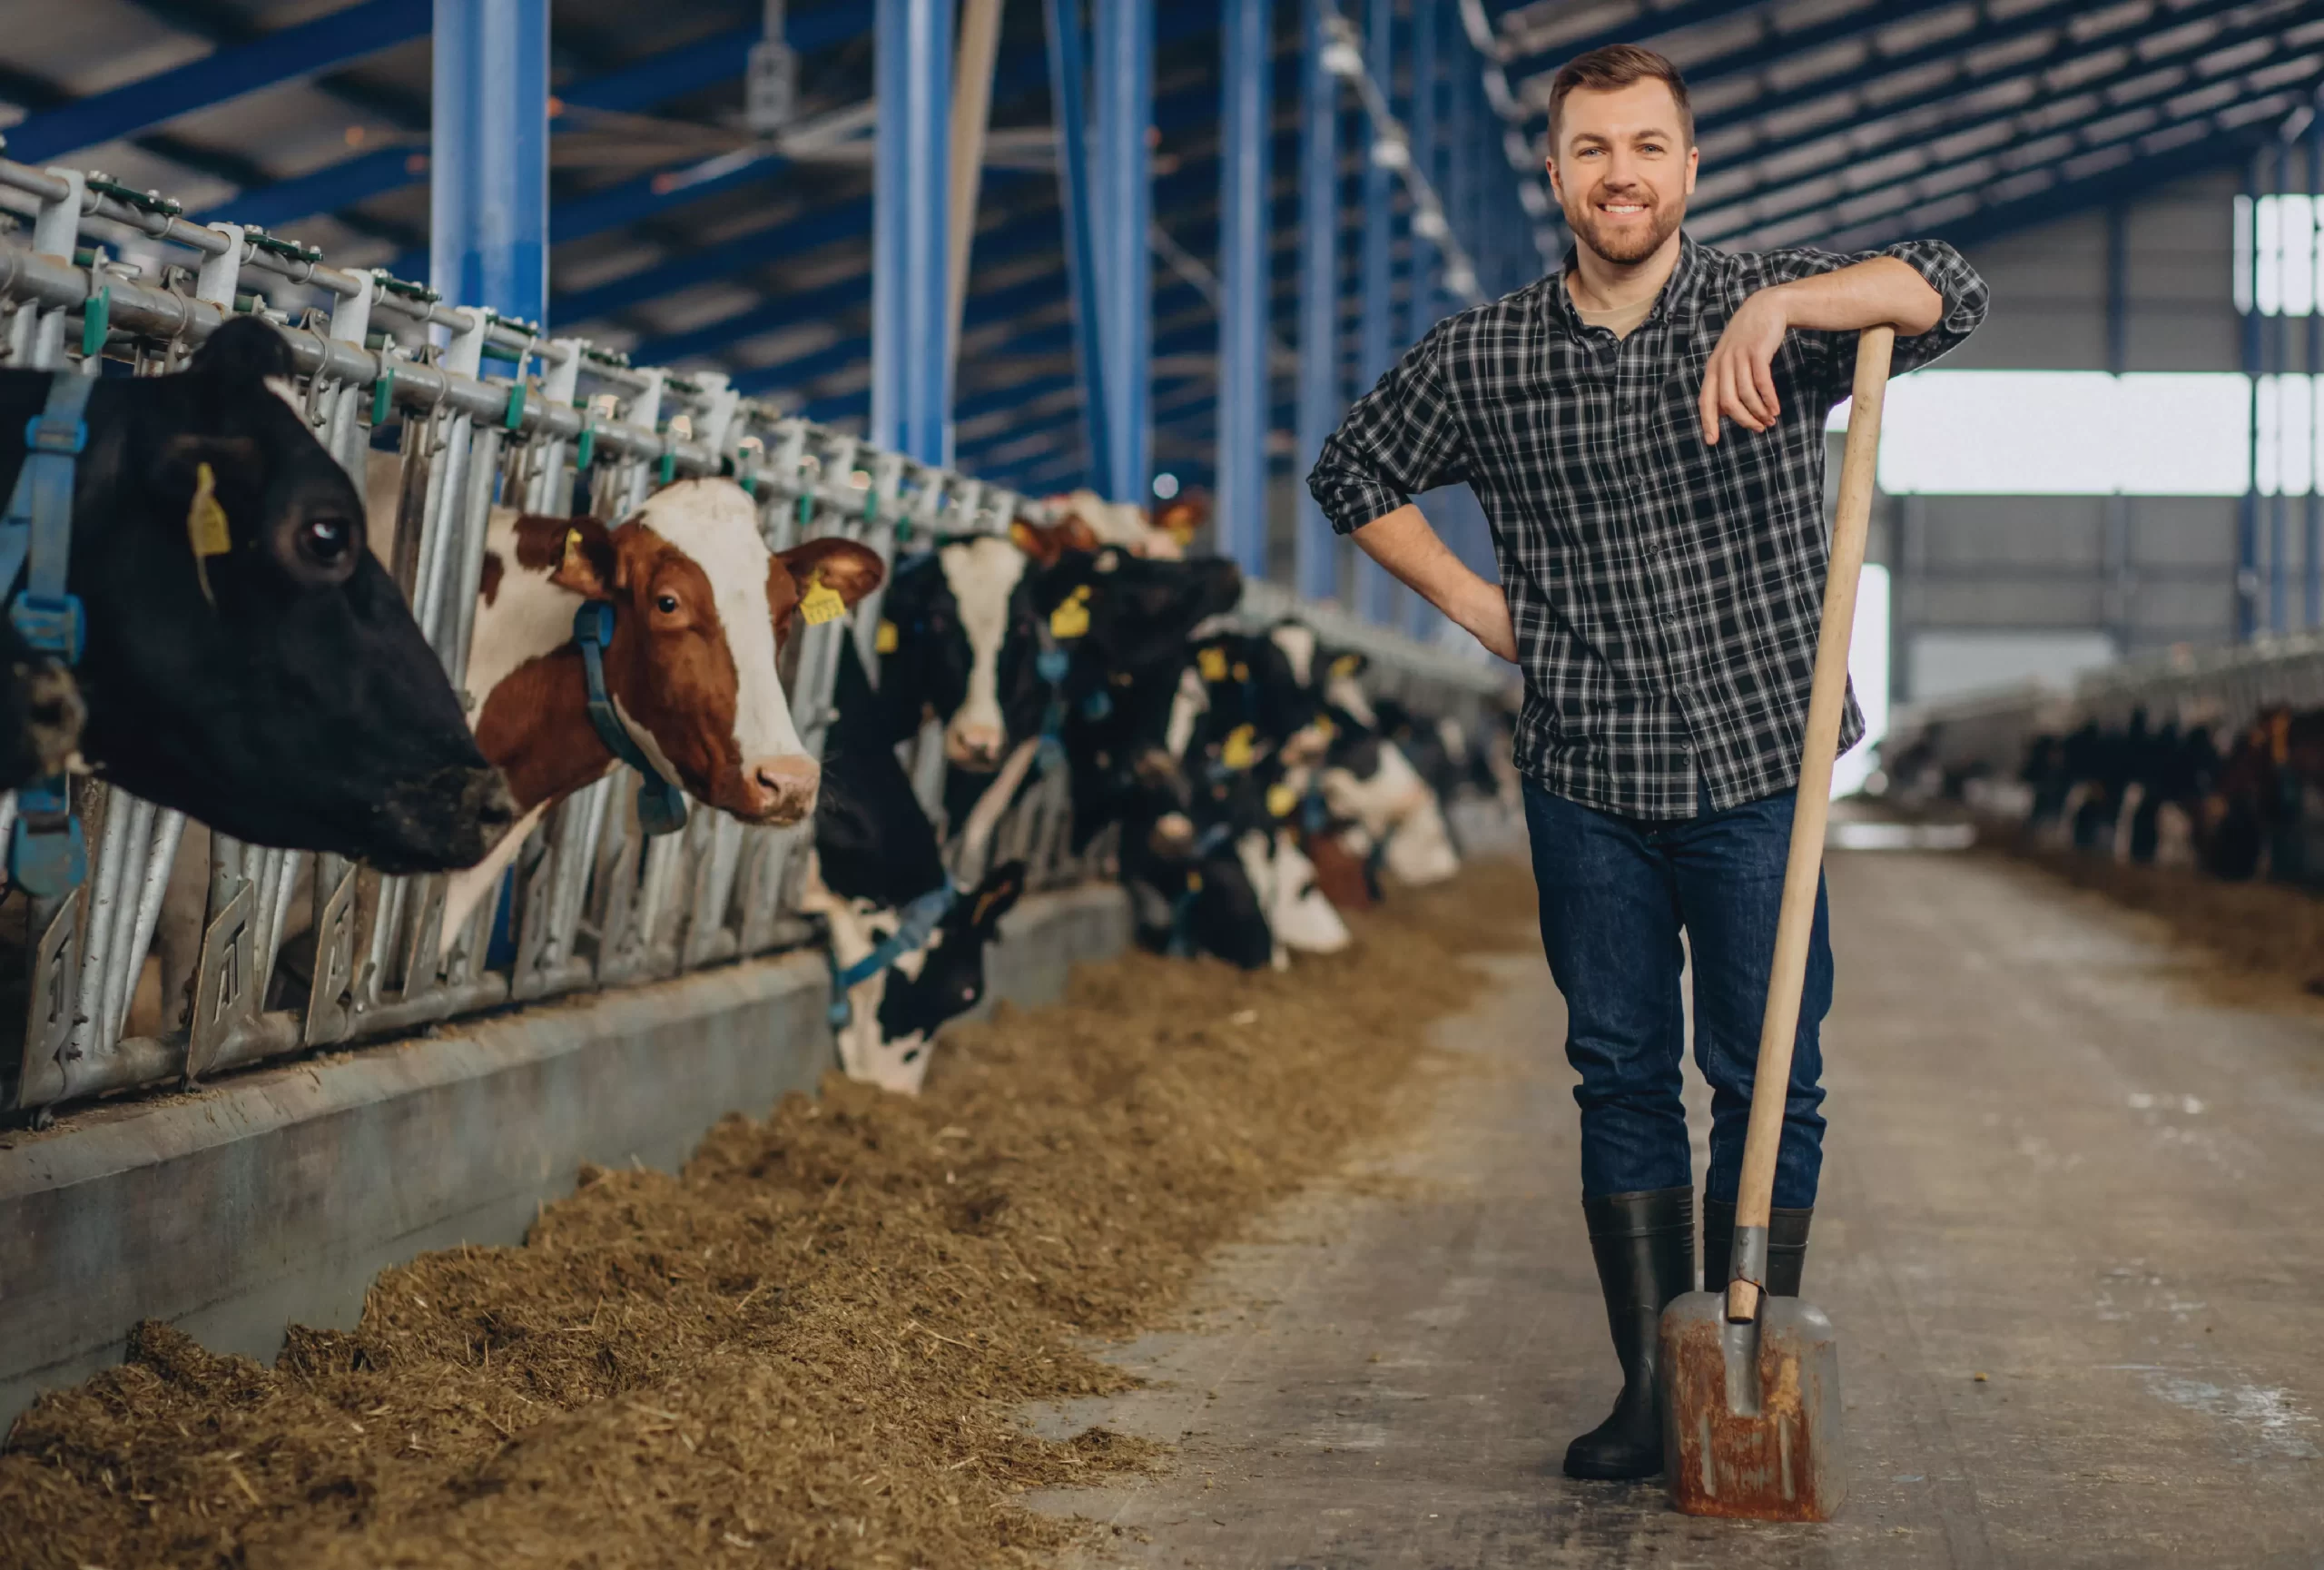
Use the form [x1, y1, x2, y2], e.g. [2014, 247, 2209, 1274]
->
[1563, 1188, 1694, 1482]
[1701, 1191, 1815, 1297]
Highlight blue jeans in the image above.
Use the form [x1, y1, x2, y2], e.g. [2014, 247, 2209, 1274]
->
[1522, 778, 1829, 1208]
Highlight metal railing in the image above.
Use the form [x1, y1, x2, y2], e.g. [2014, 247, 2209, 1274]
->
[1883, 632, 2324, 791]
[0, 153, 1509, 1120]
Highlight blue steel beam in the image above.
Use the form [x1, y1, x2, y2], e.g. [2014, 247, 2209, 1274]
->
[4, 0, 430, 164]
[723, 164, 1413, 407]
[1354, 0, 1399, 623]
[1216, 0, 1275, 579]
[433, 0, 549, 325]
[1046, 0, 1111, 494]
[1096, 0, 1157, 502]
[2310, 110, 2321, 631]
[872, 0, 951, 464]
[1735, 66, 2324, 253]
[1295, 0, 1343, 603]
[2269, 138, 2290, 637]
[1692, 0, 2283, 233]
[548, 37, 1291, 336]
[2240, 147, 2263, 644]
[202, 8, 862, 233]
[1403, 0, 1441, 640]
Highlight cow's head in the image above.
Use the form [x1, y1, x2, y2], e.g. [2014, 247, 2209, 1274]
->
[1031, 547, 1244, 678]
[873, 518, 1096, 770]
[543, 480, 882, 825]
[59, 318, 512, 872]
[876, 860, 1028, 1042]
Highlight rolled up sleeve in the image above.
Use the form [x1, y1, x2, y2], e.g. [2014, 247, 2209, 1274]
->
[1307, 326, 1472, 537]
[1757, 239, 1991, 400]
[1877, 238, 1989, 375]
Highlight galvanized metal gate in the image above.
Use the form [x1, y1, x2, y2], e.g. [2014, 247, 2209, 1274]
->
[0, 151, 1514, 1121]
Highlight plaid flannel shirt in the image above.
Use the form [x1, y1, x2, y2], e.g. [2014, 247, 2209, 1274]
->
[1309, 232, 1988, 819]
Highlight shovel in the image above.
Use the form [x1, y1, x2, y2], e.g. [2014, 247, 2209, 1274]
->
[1656, 323, 1895, 1522]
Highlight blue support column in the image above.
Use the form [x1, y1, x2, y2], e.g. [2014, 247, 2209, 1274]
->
[1354, 0, 1398, 624]
[1216, 0, 1273, 580]
[1096, 0, 1155, 502]
[1044, 0, 1109, 490]
[1405, 0, 1439, 349]
[1401, 0, 1442, 641]
[1295, 0, 1343, 603]
[2240, 153, 2262, 643]
[874, 0, 952, 463]
[2103, 202, 2132, 655]
[2309, 115, 2322, 629]
[431, 0, 548, 324]
[2270, 142, 2290, 636]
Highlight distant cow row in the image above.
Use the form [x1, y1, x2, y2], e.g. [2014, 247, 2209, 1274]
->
[1895, 703, 2324, 884]
[3, 316, 1509, 1105]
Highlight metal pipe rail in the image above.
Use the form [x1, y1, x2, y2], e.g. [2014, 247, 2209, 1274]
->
[1883, 633, 2324, 795]
[0, 147, 1504, 1122]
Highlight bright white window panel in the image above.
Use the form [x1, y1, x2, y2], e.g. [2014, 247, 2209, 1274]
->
[1827, 370, 2253, 496]
[2233, 193, 2323, 317]
[1832, 562, 1889, 801]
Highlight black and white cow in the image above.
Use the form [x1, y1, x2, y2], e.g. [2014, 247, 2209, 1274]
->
[0, 319, 512, 872]
[1265, 626, 1460, 891]
[801, 638, 1026, 1094]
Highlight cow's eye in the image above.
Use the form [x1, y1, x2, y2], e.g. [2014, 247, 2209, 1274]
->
[294, 514, 357, 576]
[655, 593, 680, 615]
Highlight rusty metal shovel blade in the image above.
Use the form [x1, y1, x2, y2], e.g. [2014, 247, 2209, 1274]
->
[1659, 1290, 1847, 1521]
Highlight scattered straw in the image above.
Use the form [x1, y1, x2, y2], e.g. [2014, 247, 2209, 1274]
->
[0, 861, 1537, 1569]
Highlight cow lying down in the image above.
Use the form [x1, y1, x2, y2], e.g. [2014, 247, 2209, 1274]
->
[0, 317, 513, 871]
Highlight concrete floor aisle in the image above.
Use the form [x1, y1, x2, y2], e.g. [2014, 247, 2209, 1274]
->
[1022, 849, 2324, 1569]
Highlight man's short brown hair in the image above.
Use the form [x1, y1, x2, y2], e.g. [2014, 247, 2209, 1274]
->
[1547, 44, 1693, 149]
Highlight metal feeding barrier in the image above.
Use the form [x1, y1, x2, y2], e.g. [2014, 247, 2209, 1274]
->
[1884, 632, 2324, 792]
[0, 153, 1511, 1122]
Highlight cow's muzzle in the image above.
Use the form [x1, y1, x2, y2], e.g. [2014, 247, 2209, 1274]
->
[371, 764, 520, 874]
[737, 754, 821, 825]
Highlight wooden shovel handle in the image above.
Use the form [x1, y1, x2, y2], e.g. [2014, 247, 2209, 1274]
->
[1726, 325, 1895, 1323]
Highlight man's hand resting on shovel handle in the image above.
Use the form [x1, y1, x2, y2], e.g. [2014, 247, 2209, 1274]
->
[1698, 255, 1946, 447]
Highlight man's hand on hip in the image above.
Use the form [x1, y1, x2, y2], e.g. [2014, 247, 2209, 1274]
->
[1350, 504, 1520, 664]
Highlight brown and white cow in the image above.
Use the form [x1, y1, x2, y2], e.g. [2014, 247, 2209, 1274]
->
[467, 478, 883, 825]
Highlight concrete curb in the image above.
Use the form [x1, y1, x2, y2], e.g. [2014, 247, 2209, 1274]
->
[0, 882, 1130, 1427]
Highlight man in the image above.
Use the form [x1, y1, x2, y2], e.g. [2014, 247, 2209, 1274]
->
[1308, 44, 1986, 1482]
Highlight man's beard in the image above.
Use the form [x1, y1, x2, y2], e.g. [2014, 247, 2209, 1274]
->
[1563, 186, 1685, 266]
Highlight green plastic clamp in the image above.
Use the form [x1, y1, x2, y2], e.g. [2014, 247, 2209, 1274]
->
[79, 286, 109, 359]
[503, 382, 527, 431]
[576, 420, 596, 470]
[658, 449, 676, 487]
[369, 365, 395, 426]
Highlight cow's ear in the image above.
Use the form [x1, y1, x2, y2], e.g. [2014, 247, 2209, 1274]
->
[778, 538, 885, 610]
[154, 434, 264, 497]
[967, 859, 1028, 933]
[547, 517, 617, 600]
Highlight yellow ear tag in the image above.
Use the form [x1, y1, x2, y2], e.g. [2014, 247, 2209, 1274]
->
[1266, 783, 1297, 820]
[876, 618, 900, 655]
[1222, 725, 1257, 772]
[1049, 589, 1090, 641]
[1332, 653, 1362, 678]
[559, 527, 588, 580]
[1197, 646, 1228, 683]
[799, 576, 846, 626]
[186, 461, 231, 605]
[1315, 715, 1336, 741]
[1187, 872, 1204, 893]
